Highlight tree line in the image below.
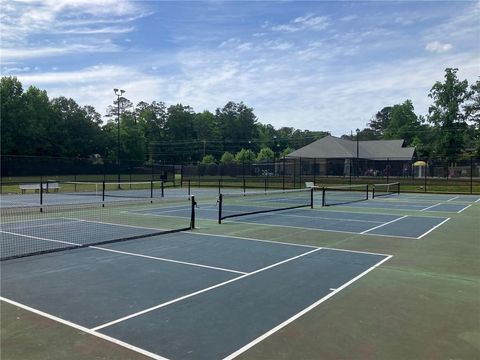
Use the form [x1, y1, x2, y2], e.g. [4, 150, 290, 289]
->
[1, 68, 478, 165]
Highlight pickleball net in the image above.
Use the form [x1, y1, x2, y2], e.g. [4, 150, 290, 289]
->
[0, 196, 195, 261]
[54, 180, 165, 199]
[372, 182, 400, 198]
[322, 184, 369, 206]
[217, 188, 314, 223]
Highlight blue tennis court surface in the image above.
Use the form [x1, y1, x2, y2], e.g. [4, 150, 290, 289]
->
[1, 226, 390, 360]
[130, 205, 450, 239]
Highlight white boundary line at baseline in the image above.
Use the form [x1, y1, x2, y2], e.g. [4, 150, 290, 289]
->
[360, 215, 408, 234]
[457, 204, 472, 213]
[91, 248, 321, 331]
[447, 196, 460, 202]
[222, 254, 393, 360]
[0, 297, 168, 360]
[416, 218, 451, 239]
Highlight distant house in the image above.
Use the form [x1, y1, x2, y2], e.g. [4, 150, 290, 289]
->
[286, 135, 416, 177]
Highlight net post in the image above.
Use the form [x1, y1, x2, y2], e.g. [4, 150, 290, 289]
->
[102, 180, 105, 207]
[39, 178, 43, 212]
[372, 185, 376, 199]
[188, 179, 191, 196]
[310, 187, 314, 208]
[397, 182, 401, 195]
[322, 187, 325, 207]
[190, 195, 196, 229]
[218, 193, 223, 224]
[150, 180, 153, 202]
[243, 178, 246, 193]
[366, 184, 369, 200]
[161, 181, 165, 198]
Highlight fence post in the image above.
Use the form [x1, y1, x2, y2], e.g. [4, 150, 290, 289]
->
[282, 156, 286, 190]
[424, 160, 428, 192]
[470, 157, 473, 194]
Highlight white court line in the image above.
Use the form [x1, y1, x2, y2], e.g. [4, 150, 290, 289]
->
[447, 196, 459, 202]
[416, 218, 451, 239]
[0, 230, 79, 247]
[90, 246, 247, 275]
[222, 254, 393, 360]
[475, 198, 480, 203]
[190, 231, 393, 257]
[360, 215, 408, 234]
[0, 297, 168, 360]
[420, 203, 442, 212]
[457, 204, 472, 214]
[91, 248, 321, 331]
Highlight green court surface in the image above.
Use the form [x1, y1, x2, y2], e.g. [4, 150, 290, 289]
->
[1, 192, 479, 360]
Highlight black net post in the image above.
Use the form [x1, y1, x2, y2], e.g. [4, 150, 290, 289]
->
[102, 180, 105, 206]
[310, 187, 314, 208]
[150, 180, 153, 199]
[161, 181, 165, 198]
[321, 187, 326, 207]
[218, 193, 223, 224]
[243, 178, 246, 193]
[188, 179, 191, 196]
[366, 184, 369, 200]
[190, 195, 196, 229]
[39, 178, 43, 212]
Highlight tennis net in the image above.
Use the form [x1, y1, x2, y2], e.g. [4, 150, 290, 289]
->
[0, 196, 195, 261]
[218, 188, 314, 224]
[372, 182, 400, 198]
[322, 184, 369, 206]
[56, 180, 165, 199]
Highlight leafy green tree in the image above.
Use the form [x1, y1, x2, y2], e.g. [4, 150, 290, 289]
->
[220, 152, 235, 164]
[281, 146, 295, 157]
[256, 147, 274, 161]
[464, 79, 480, 156]
[165, 104, 196, 162]
[428, 68, 470, 160]
[49, 96, 103, 157]
[384, 100, 422, 145]
[194, 111, 222, 158]
[368, 106, 392, 136]
[235, 148, 256, 163]
[215, 102, 257, 153]
[135, 101, 167, 162]
[201, 154, 216, 164]
[0, 76, 26, 154]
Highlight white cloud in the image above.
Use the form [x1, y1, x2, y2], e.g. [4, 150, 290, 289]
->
[272, 13, 329, 32]
[425, 41, 453, 53]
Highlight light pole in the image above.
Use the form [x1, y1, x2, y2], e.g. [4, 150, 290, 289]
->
[114, 88, 125, 187]
[356, 128, 360, 178]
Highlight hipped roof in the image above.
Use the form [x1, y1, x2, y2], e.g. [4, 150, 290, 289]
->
[287, 135, 415, 160]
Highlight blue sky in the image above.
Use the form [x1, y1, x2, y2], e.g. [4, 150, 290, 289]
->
[1, 0, 479, 136]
